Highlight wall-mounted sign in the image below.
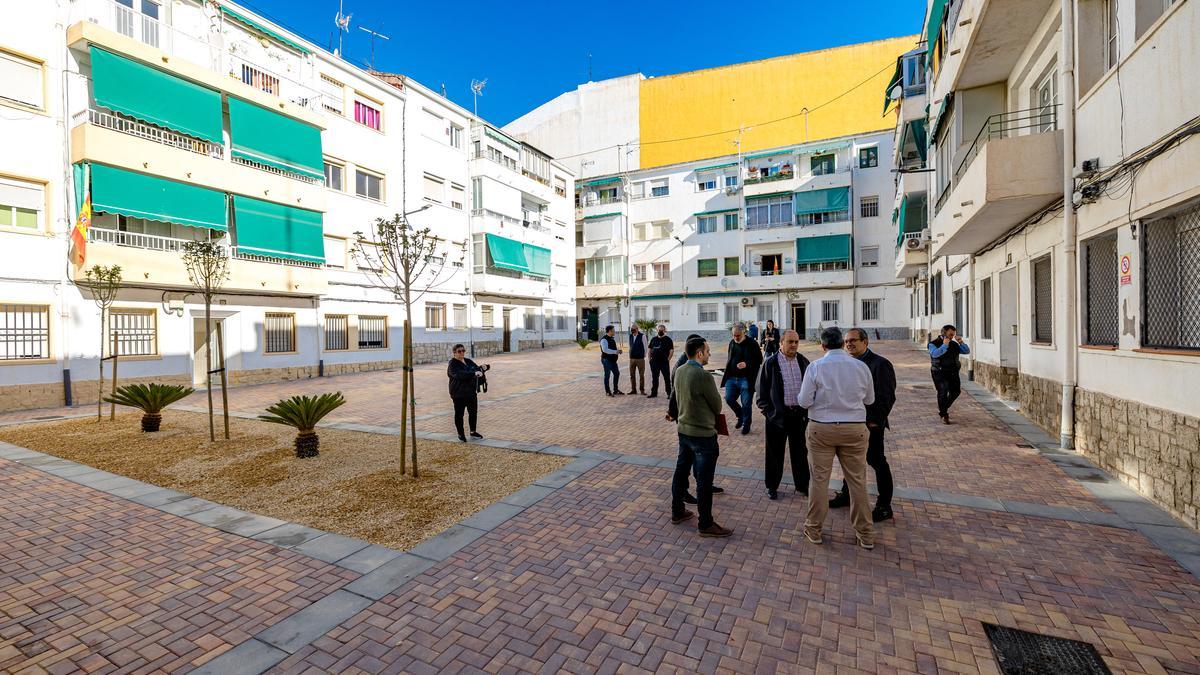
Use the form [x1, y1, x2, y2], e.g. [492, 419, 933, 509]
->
[1119, 254, 1132, 286]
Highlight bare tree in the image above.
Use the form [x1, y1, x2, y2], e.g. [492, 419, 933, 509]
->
[182, 241, 230, 441]
[352, 213, 465, 478]
[82, 265, 122, 420]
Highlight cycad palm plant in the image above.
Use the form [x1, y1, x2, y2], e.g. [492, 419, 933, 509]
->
[103, 383, 195, 432]
[258, 392, 346, 458]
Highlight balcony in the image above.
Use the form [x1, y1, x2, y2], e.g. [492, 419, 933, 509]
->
[932, 106, 1063, 256]
[744, 166, 850, 198]
[895, 233, 928, 278]
[87, 108, 223, 159]
[577, 283, 625, 300]
[942, 0, 1058, 91]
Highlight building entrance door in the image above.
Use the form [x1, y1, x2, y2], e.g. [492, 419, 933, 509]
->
[790, 303, 806, 338]
[192, 317, 222, 387]
[502, 309, 512, 352]
[998, 268, 1020, 368]
[582, 307, 599, 341]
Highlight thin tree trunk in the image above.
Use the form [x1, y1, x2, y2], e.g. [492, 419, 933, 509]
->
[216, 320, 230, 440]
[109, 330, 118, 421]
[404, 285, 418, 478]
[398, 317, 409, 476]
[97, 310, 104, 421]
[205, 300, 214, 442]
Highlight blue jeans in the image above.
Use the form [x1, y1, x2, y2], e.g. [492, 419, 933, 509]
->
[724, 377, 753, 429]
[672, 433, 720, 528]
[601, 358, 620, 394]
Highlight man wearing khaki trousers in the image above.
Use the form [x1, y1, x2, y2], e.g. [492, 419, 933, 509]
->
[796, 327, 876, 550]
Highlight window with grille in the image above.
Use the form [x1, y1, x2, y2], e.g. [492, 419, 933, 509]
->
[325, 315, 348, 350]
[757, 302, 774, 323]
[109, 309, 156, 356]
[555, 312, 566, 331]
[697, 258, 718, 278]
[860, 196, 879, 218]
[358, 316, 387, 348]
[453, 304, 467, 330]
[1143, 202, 1200, 349]
[861, 299, 880, 321]
[425, 303, 445, 331]
[981, 277, 993, 339]
[724, 303, 739, 324]
[953, 289, 965, 336]
[859, 246, 879, 268]
[653, 305, 671, 323]
[524, 311, 537, 331]
[264, 313, 295, 353]
[930, 272, 944, 314]
[481, 305, 494, 330]
[1083, 232, 1118, 346]
[1032, 256, 1053, 343]
[0, 304, 49, 360]
[822, 301, 839, 322]
[698, 303, 718, 323]
[240, 63, 279, 95]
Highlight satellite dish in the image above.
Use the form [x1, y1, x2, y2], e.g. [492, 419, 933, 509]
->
[720, 278, 731, 289]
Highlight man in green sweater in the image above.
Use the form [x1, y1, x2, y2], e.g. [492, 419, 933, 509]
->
[670, 336, 734, 538]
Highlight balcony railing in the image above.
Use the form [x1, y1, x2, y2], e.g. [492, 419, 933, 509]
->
[89, 227, 198, 252]
[230, 155, 322, 184]
[88, 108, 224, 159]
[744, 169, 794, 185]
[232, 248, 322, 268]
[584, 195, 622, 206]
[745, 219, 794, 231]
[954, 105, 1060, 181]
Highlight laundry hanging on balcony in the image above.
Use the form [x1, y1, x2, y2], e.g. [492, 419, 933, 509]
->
[231, 195, 324, 264]
[227, 98, 324, 180]
[86, 163, 227, 231]
[795, 234, 851, 265]
[89, 47, 223, 144]
[793, 187, 849, 215]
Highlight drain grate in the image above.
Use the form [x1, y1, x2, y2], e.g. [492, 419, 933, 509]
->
[984, 624, 1111, 675]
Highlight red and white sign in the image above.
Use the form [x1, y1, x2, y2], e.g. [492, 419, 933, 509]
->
[1119, 254, 1132, 286]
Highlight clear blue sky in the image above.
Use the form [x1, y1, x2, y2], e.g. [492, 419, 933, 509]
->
[236, 0, 927, 126]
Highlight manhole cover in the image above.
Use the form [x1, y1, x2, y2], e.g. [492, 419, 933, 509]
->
[984, 624, 1111, 675]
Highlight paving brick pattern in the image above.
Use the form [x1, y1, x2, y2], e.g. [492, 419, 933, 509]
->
[0, 459, 357, 674]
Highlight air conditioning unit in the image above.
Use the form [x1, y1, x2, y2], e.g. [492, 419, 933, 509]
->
[905, 236, 925, 251]
[740, 297, 755, 307]
[725, 186, 740, 195]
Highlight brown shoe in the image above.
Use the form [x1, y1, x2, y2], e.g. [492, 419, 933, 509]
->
[803, 529, 823, 545]
[698, 523, 733, 538]
[856, 535, 875, 550]
[671, 510, 694, 524]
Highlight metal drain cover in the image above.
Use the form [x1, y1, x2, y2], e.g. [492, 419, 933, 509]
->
[984, 624, 1111, 675]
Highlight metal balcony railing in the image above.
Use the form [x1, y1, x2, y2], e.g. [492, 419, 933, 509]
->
[88, 108, 224, 159]
[954, 105, 1060, 181]
[230, 155, 323, 184]
[232, 248, 322, 268]
[89, 227, 197, 252]
[585, 195, 622, 206]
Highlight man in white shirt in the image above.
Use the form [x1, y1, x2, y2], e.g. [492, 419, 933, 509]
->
[796, 327, 876, 550]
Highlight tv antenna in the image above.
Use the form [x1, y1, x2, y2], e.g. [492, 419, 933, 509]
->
[358, 25, 389, 70]
[332, 0, 351, 56]
[470, 79, 487, 116]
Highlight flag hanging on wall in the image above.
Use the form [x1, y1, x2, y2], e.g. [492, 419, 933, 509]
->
[71, 164, 91, 265]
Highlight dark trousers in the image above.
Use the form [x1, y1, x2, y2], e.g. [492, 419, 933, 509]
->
[932, 367, 961, 416]
[765, 408, 809, 493]
[672, 433, 720, 528]
[837, 425, 893, 508]
[649, 359, 672, 396]
[452, 395, 478, 437]
[602, 358, 620, 394]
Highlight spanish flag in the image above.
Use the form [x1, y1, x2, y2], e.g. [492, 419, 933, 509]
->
[71, 165, 91, 265]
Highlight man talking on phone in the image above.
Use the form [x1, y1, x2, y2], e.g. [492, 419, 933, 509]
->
[928, 324, 970, 424]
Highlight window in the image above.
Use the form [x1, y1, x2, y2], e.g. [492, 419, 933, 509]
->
[325, 315, 348, 350]
[757, 302, 774, 323]
[632, 263, 648, 281]
[584, 256, 625, 285]
[108, 309, 156, 356]
[697, 175, 717, 192]
[902, 51, 926, 92]
[858, 147, 878, 168]
[1034, 68, 1059, 132]
[239, 62, 279, 95]
[355, 99, 382, 131]
[1104, 0, 1119, 70]
[697, 258, 718, 278]
[544, 312, 554, 331]
[981, 277, 994, 339]
[425, 303, 445, 331]
[556, 312, 567, 330]
[698, 303, 718, 323]
[725, 174, 739, 189]
[822, 301, 839, 322]
[633, 305, 648, 321]
[523, 311, 537, 331]
[861, 299, 880, 322]
[0, 177, 44, 231]
[724, 213, 739, 231]
[953, 289, 966, 337]
[595, 187, 618, 203]
[358, 316, 387, 348]
[1083, 232, 1118, 346]
[1142, 203, 1200, 349]
[453, 304, 468, 330]
[423, 174, 443, 203]
[0, 304, 49, 360]
[481, 306, 495, 330]
[796, 260, 849, 273]
[811, 154, 835, 176]
[697, 215, 718, 234]
[653, 305, 671, 323]
[323, 236, 345, 269]
[650, 178, 669, 197]
[759, 253, 783, 275]
[323, 161, 343, 191]
[356, 169, 383, 201]
[724, 257, 740, 276]
[264, 313, 295, 353]
[652, 262, 670, 280]
[930, 272, 944, 314]
[745, 195, 793, 228]
[859, 246, 879, 268]
[798, 210, 850, 226]
[860, 196, 879, 218]
[450, 183, 465, 210]
[0, 50, 44, 109]
[1032, 256, 1053, 343]
[583, 218, 615, 244]
[628, 182, 645, 200]
[449, 124, 463, 149]
[724, 303, 739, 324]
[319, 75, 344, 115]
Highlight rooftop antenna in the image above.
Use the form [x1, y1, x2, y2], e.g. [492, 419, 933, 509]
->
[358, 25, 389, 70]
[333, 0, 351, 57]
[587, 52, 593, 81]
[470, 78, 487, 116]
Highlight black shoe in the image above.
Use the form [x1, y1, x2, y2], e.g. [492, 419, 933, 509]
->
[470, 432, 483, 439]
[606, 392, 613, 397]
[828, 492, 851, 509]
[614, 390, 626, 396]
[872, 506, 894, 523]
[734, 419, 743, 430]
[646, 394, 657, 398]
[458, 434, 467, 442]
[767, 489, 778, 500]
[740, 423, 751, 435]
[683, 493, 698, 504]
[712, 486, 724, 494]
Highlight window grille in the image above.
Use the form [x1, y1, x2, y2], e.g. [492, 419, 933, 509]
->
[860, 196, 879, 218]
[1032, 256, 1053, 343]
[325, 315, 348, 350]
[358, 316, 387, 348]
[698, 303, 718, 323]
[861, 299, 880, 321]
[1084, 232, 1119, 346]
[1143, 203, 1200, 349]
[0, 304, 49, 360]
[264, 313, 295, 353]
[822, 301, 839, 322]
[109, 309, 156, 356]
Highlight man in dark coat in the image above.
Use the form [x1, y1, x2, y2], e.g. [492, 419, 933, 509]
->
[646, 324, 674, 398]
[830, 328, 898, 522]
[447, 343, 485, 442]
[928, 324, 970, 423]
[755, 329, 810, 500]
[720, 322, 763, 435]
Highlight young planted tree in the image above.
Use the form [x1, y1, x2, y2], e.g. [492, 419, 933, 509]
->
[258, 392, 346, 458]
[82, 265, 122, 420]
[351, 213, 465, 478]
[104, 383, 195, 432]
[182, 241, 230, 442]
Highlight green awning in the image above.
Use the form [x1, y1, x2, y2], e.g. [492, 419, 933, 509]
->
[582, 176, 621, 187]
[746, 191, 793, 201]
[910, 119, 929, 162]
[744, 148, 794, 160]
[228, 98, 323, 180]
[90, 163, 226, 231]
[72, 163, 85, 212]
[926, 0, 947, 58]
[795, 234, 851, 265]
[794, 187, 849, 215]
[232, 195, 323, 263]
[485, 233, 530, 273]
[804, 141, 851, 155]
[694, 207, 740, 216]
[90, 47, 222, 144]
[897, 196, 909, 246]
[582, 212, 621, 220]
[219, 5, 310, 54]
[485, 127, 521, 150]
[695, 162, 738, 173]
[884, 57, 903, 115]
[523, 243, 551, 277]
[929, 94, 952, 140]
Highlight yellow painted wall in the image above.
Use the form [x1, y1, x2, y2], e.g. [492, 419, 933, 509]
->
[638, 36, 918, 169]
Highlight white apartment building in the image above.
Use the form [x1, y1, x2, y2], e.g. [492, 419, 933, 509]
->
[903, 0, 1200, 527]
[572, 131, 907, 341]
[0, 0, 574, 411]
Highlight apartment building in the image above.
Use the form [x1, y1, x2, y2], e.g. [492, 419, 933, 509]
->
[901, 0, 1200, 527]
[0, 0, 575, 411]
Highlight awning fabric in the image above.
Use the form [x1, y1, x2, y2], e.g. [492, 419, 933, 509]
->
[804, 141, 851, 155]
[911, 120, 929, 162]
[523, 243, 552, 277]
[744, 148, 793, 161]
[582, 212, 621, 220]
[795, 234, 851, 265]
[897, 196, 910, 246]
[90, 163, 226, 231]
[485, 233, 530, 273]
[582, 177, 621, 187]
[695, 162, 738, 173]
[219, 5, 310, 54]
[746, 191, 793, 201]
[929, 93, 952, 139]
[228, 98, 323, 180]
[232, 195, 323, 263]
[694, 207, 740, 216]
[897, 194, 929, 245]
[883, 57, 903, 115]
[484, 127, 521, 150]
[90, 47, 222, 144]
[926, 0, 947, 58]
[794, 187, 849, 215]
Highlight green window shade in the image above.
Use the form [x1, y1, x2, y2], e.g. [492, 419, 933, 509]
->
[228, 98, 323, 180]
[897, 194, 928, 245]
[926, 0, 947, 58]
[794, 187, 849, 215]
[697, 258, 718, 277]
[884, 58, 903, 115]
[909, 120, 929, 163]
[219, 6, 310, 54]
[90, 47, 223, 144]
[795, 234, 851, 265]
[232, 195, 323, 263]
[582, 176, 621, 187]
[523, 243, 551, 277]
[724, 257, 740, 276]
[90, 163, 226, 231]
[485, 233, 531, 272]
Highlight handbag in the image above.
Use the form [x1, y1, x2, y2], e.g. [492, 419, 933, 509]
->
[715, 413, 730, 436]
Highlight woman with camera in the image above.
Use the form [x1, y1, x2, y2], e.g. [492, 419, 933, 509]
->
[447, 343, 488, 441]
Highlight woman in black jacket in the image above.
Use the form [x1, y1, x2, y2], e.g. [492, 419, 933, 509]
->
[760, 320, 780, 356]
[447, 344, 486, 441]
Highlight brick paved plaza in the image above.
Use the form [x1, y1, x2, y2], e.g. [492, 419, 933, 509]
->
[2, 342, 1199, 673]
